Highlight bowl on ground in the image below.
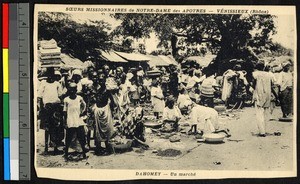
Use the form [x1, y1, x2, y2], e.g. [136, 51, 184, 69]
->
[143, 120, 163, 129]
[203, 133, 225, 143]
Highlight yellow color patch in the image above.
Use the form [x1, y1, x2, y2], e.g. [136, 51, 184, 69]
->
[3, 49, 9, 93]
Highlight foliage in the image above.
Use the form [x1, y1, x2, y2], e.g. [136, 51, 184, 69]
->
[112, 13, 278, 73]
[38, 12, 111, 61]
[150, 49, 171, 56]
[111, 37, 134, 53]
[259, 42, 293, 57]
[137, 43, 147, 54]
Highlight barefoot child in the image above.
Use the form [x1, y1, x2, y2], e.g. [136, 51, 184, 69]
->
[151, 80, 165, 119]
[93, 93, 114, 155]
[63, 83, 87, 161]
[162, 96, 182, 131]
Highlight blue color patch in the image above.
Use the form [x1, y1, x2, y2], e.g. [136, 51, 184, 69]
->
[4, 138, 10, 180]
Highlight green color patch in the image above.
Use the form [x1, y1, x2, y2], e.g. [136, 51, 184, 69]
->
[3, 93, 9, 137]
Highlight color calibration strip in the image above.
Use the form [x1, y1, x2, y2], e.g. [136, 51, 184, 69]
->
[3, 3, 30, 180]
[18, 3, 31, 180]
[3, 3, 11, 181]
[9, 3, 20, 180]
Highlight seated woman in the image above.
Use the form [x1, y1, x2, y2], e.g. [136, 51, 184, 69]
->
[187, 101, 230, 137]
[121, 105, 148, 149]
[162, 96, 182, 131]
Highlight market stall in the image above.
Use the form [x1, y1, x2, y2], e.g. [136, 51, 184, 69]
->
[181, 54, 216, 69]
[147, 55, 178, 68]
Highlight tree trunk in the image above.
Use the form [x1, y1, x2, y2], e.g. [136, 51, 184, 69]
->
[171, 34, 179, 58]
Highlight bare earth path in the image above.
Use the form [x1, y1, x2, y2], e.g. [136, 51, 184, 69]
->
[36, 106, 294, 171]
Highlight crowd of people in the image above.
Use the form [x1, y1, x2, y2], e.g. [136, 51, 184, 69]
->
[37, 59, 294, 161]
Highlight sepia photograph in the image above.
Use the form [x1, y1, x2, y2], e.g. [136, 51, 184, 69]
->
[33, 5, 297, 180]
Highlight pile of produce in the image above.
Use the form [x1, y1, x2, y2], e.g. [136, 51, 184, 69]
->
[157, 149, 182, 157]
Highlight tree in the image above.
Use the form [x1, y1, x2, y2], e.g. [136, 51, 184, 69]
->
[111, 37, 135, 52]
[268, 42, 293, 56]
[112, 13, 277, 74]
[38, 12, 111, 61]
[137, 43, 147, 54]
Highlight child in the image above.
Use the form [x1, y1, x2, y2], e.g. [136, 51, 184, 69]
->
[133, 105, 145, 141]
[151, 80, 165, 119]
[63, 83, 87, 161]
[71, 69, 83, 94]
[177, 88, 193, 115]
[92, 94, 114, 155]
[162, 96, 182, 131]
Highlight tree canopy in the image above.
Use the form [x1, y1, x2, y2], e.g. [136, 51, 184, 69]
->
[38, 12, 111, 61]
[38, 12, 282, 74]
[112, 13, 277, 73]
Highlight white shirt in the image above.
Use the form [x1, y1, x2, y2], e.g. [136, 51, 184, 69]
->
[137, 70, 144, 76]
[199, 75, 207, 83]
[76, 81, 83, 93]
[162, 106, 182, 121]
[177, 93, 193, 109]
[151, 86, 164, 98]
[252, 71, 274, 107]
[279, 72, 293, 91]
[185, 76, 199, 89]
[80, 77, 93, 87]
[143, 78, 152, 87]
[190, 104, 219, 133]
[63, 95, 86, 128]
[38, 80, 62, 104]
[180, 74, 189, 84]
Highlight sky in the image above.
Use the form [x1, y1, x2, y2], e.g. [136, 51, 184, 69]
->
[70, 13, 295, 52]
[271, 15, 295, 49]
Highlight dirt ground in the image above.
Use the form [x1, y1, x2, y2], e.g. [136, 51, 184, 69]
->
[36, 106, 294, 171]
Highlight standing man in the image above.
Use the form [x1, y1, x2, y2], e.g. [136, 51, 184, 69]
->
[278, 62, 293, 118]
[38, 68, 64, 154]
[251, 61, 277, 137]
